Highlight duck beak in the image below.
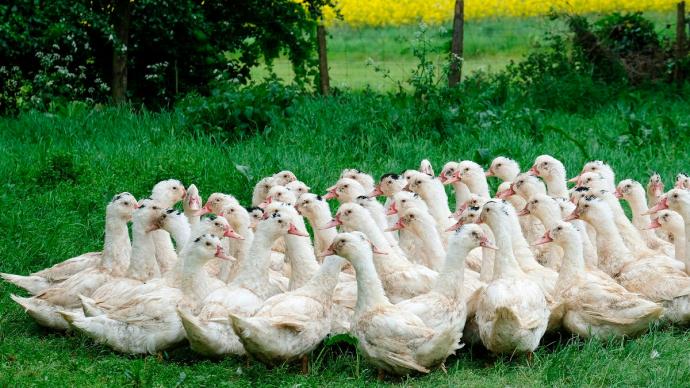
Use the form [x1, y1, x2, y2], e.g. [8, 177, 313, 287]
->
[386, 202, 398, 216]
[385, 219, 406, 232]
[485, 169, 494, 177]
[446, 220, 464, 232]
[568, 174, 581, 183]
[495, 185, 515, 199]
[215, 245, 234, 261]
[323, 188, 338, 200]
[528, 166, 539, 176]
[563, 211, 580, 222]
[643, 197, 668, 215]
[372, 245, 388, 255]
[191, 204, 211, 217]
[287, 223, 310, 237]
[319, 248, 336, 258]
[644, 218, 662, 230]
[321, 217, 342, 230]
[369, 186, 384, 198]
[258, 197, 272, 209]
[480, 236, 498, 250]
[224, 228, 244, 240]
[443, 172, 461, 185]
[517, 206, 530, 216]
[614, 189, 623, 199]
[532, 231, 553, 246]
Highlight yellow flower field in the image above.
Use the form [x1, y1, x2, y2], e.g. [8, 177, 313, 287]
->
[324, 0, 679, 26]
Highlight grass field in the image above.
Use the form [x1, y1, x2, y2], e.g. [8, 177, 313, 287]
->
[1, 80, 690, 385]
[253, 12, 678, 90]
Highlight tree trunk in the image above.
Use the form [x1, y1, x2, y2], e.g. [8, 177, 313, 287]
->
[675, 1, 687, 86]
[317, 24, 330, 96]
[112, 0, 131, 104]
[448, 0, 464, 87]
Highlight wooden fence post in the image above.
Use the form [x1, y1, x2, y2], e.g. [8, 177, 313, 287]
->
[448, 0, 464, 87]
[112, 0, 130, 104]
[317, 24, 330, 95]
[675, 1, 687, 86]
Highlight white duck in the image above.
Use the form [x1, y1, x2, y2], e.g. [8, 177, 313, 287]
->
[485, 156, 520, 183]
[653, 189, 690, 273]
[528, 154, 569, 198]
[285, 180, 310, 198]
[474, 201, 550, 356]
[568, 196, 690, 324]
[340, 168, 376, 194]
[535, 222, 663, 339]
[2, 193, 137, 294]
[296, 193, 335, 259]
[439, 161, 472, 211]
[647, 210, 686, 268]
[570, 161, 616, 192]
[616, 179, 674, 256]
[646, 172, 665, 207]
[183, 184, 203, 226]
[252, 176, 276, 207]
[330, 232, 460, 376]
[229, 255, 345, 371]
[325, 203, 437, 303]
[445, 160, 491, 198]
[61, 234, 231, 354]
[149, 179, 187, 275]
[178, 205, 308, 357]
[324, 178, 367, 204]
[405, 172, 454, 236]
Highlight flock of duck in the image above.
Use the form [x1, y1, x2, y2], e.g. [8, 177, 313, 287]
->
[3, 156, 690, 378]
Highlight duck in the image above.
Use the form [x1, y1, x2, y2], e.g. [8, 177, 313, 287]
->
[247, 207, 264, 231]
[570, 161, 616, 192]
[329, 231, 460, 377]
[296, 193, 336, 259]
[646, 172, 665, 207]
[183, 184, 203, 226]
[405, 172, 454, 237]
[61, 234, 232, 354]
[474, 201, 550, 356]
[148, 179, 187, 275]
[178, 205, 308, 357]
[496, 173, 547, 252]
[653, 189, 690, 273]
[325, 203, 437, 303]
[675, 173, 690, 190]
[534, 222, 663, 338]
[324, 178, 367, 204]
[355, 195, 399, 249]
[389, 191, 430, 263]
[285, 180, 311, 198]
[447, 203, 494, 279]
[216, 204, 253, 282]
[616, 179, 674, 256]
[195, 192, 240, 217]
[485, 156, 520, 183]
[439, 162, 472, 211]
[528, 155, 569, 199]
[647, 210, 686, 269]
[340, 168, 376, 194]
[568, 196, 690, 324]
[446, 160, 491, 198]
[8, 194, 139, 329]
[229, 255, 345, 371]
[396, 224, 494, 337]
[252, 176, 276, 207]
[2, 192, 137, 295]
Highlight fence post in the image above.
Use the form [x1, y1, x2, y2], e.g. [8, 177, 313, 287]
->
[112, 0, 130, 104]
[675, 1, 687, 86]
[448, 0, 464, 87]
[317, 24, 330, 95]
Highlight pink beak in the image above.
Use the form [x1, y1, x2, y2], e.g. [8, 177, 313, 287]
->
[287, 223, 310, 237]
[372, 245, 388, 255]
[443, 172, 461, 185]
[386, 202, 398, 216]
[319, 248, 336, 258]
[215, 245, 234, 261]
[533, 231, 553, 246]
[369, 186, 384, 198]
[568, 174, 581, 183]
[643, 197, 668, 215]
[645, 218, 662, 230]
[614, 189, 623, 199]
[439, 173, 448, 183]
[258, 197, 272, 209]
[323, 188, 338, 200]
[495, 185, 515, 199]
[224, 228, 244, 240]
[485, 169, 494, 177]
[191, 204, 212, 217]
[446, 220, 464, 232]
[517, 206, 530, 216]
[480, 236, 498, 250]
[321, 216, 342, 230]
[528, 166, 539, 176]
[563, 211, 580, 222]
[385, 218, 406, 232]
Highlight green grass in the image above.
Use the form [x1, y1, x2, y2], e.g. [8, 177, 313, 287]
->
[1, 85, 690, 385]
[252, 12, 679, 90]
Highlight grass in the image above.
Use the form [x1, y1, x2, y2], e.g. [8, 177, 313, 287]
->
[1, 83, 690, 385]
[252, 12, 679, 90]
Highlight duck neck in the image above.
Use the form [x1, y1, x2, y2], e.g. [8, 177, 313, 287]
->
[168, 222, 191, 254]
[490, 222, 525, 279]
[533, 208, 561, 231]
[420, 185, 452, 224]
[184, 209, 200, 226]
[350, 250, 391, 314]
[286, 216, 320, 290]
[300, 256, 345, 304]
[556, 237, 585, 290]
[231, 220, 253, 263]
[411, 223, 445, 271]
[605, 194, 650, 253]
[307, 206, 337, 259]
[626, 190, 651, 228]
[126, 223, 160, 281]
[452, 181, 471, 211]
[100, 214, 131, 276]
[353, 218, 412, 273]
[588, 215, 634, 276]
[545, 172, 569, 198]
[466, 176, 490, 198]
[433, 241, 471, 301]
[479, 225, 495, 282]
[230, 225, 279, 292]
[506, 212, 542, 270]
[179, 254, 214, 304]
[152, 229, 177, 274]
[572, 220, 599, 268]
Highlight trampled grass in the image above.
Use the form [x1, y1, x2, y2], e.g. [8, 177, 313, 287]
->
[1, 88, 690, 385]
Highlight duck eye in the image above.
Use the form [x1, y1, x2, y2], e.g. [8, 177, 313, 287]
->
[402, 199, 407, 203]
[172, 187, 177, 190]
[557, 226, 562, 230]
[497, 163, 502, 167]
[343, 185, 349, 188]
[347, 210, 352, 215]
[123, 201, 129, 206]
[673, 194, 678, 198]
[206, 242, 211, 246]
[215, 222, 220, 227]
[278, 219, 283, 223]
[585, 204, 589, 208]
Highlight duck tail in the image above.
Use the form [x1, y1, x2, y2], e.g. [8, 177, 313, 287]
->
[2, 273, 51, 295]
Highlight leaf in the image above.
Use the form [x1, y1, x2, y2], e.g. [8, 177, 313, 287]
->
[323, 333, 358, 347]
[235, 163, 253, 182]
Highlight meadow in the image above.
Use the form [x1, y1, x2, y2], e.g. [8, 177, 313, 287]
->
[2, 10, 690, 387]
